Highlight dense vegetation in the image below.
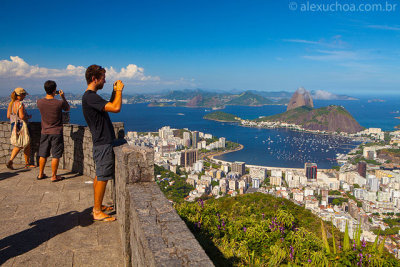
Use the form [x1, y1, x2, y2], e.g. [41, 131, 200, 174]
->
[349, 155, 382, 166]
[154, 165, 194, 203]
[175, 193, 398, 266]
[203, 111, 241, 122]
[255, 106, 313, 122]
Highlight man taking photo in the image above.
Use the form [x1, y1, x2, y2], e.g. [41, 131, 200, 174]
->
[37, 80, 70, 181]
[82, 64, 124, 222]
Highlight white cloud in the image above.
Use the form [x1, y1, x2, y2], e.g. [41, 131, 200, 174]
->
[283, 35, 347, 48]
[302, 50, 359, 61]
[283, 39, 321, 45]
[367, 25, 400, 31]
[0, 56, 159, 81]
[106, 65, 159, 81]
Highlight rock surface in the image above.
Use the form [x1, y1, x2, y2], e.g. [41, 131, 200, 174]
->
[287, 87, 314, 111]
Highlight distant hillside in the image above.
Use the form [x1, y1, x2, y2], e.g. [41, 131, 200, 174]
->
[203, 111, 240, 122]
[227, 91, 273, 106]
[186, 95, 225, 108]
[165, 89, 219, 100]
[256, 105, 364, 133]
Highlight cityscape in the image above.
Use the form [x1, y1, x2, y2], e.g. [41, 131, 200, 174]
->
[127, 125, 400, 258]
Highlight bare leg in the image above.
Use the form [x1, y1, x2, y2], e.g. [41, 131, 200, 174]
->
[7, 146, 22, 169]
[38, 157, 47, 178]
[23, 144, 31, 165]
[93, 176, 98, 191]
[51, 158, 60, 179]
[9, 146, 21, 162]
[93, 177, 115, 221]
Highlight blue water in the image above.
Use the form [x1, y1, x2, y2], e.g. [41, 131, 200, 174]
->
[1, 95, 400, 168]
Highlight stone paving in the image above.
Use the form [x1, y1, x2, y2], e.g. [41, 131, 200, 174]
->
[0, 164, 124, 267]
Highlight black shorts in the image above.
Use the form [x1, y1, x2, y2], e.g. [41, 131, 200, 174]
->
[38, 134, 64, 159]
[93, 143, 115, 181]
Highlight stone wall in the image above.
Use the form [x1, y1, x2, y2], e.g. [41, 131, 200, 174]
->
[0, 121, 41, 165]
[62, 122, 125, 178]
[114, 144, 214, 267]
[0, 121, 124, 175]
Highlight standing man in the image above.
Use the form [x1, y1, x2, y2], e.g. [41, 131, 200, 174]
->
[82, 65, 124, 222]
[37, 80, 70, 181]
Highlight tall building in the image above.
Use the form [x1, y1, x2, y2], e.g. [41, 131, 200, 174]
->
[232, 161, 246, 176]
[193, 160, 203, 173]
[252, 178, 260, 188]
[180, 149, 198, 167]
[270, 176, 282, 186]
[219, 137, 226, 148]
[358, 161, 367, 178]
[305, 163, 317, 180]
[367, 175, 379, 192]
[183, 131, 191, 147]
[159, 126, 174, 140]
[192, 131, 199, 148]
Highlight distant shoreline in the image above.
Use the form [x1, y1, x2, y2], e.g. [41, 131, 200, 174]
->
[201, 144, 244, 160]
[211, 153, 330, 171]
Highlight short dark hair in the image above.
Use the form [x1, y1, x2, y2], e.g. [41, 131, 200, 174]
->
[44, 80, 57, 95]
[85, 65, 106, 85]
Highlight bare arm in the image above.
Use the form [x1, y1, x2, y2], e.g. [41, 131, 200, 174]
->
[59, 90, 70, 111]
[18, 103, 28, 121]
[104, 80, 124, 113]
[7, 102, 12, 119]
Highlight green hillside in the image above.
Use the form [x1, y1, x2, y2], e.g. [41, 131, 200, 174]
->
[255, 105, 364, 133]
[203, 111, 240, 122]
[175, 193, 397, 266]
[227, 91, 274, 106]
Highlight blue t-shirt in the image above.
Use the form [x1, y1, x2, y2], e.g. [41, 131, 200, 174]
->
[82, 90, 115, 146]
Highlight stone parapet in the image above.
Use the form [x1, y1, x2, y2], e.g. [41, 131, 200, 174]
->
[114, 144, 213, 266]
[0, 121, 41, 165]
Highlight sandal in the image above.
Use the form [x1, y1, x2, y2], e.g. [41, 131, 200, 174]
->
[51, 175, 64, 182]
[37, 174, 48, 180]
[101, 205, 114, 212]
[6, 161, 13, 170]
[91, 206, 114, 215]
[93, 216, 116, 222]
[25, 164, 36, 169]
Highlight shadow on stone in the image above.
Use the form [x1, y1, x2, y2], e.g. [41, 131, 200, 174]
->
[0, 169, 30, 181]
[0, 208, 93, 265]
[59, 171, 84, 180]
[71, 127, 84, 174]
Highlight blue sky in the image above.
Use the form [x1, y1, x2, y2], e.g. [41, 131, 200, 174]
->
[0, 0, 399, 95]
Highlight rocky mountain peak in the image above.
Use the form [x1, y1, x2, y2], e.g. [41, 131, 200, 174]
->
[287, 87, 314, 111]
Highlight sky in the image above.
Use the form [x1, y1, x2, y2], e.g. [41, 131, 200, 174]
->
[0, 0, 399, 96]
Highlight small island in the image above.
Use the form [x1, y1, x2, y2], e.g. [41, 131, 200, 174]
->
[203, 111, 241, 122]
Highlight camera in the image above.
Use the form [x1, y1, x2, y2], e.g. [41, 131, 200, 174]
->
[55, 90, 60, 95]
